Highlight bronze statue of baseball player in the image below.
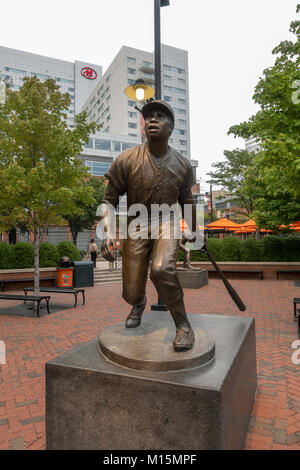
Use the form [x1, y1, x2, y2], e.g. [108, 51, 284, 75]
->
[100, 100, 197, 351]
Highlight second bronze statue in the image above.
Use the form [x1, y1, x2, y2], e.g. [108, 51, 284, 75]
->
[100, 100, 197, 352]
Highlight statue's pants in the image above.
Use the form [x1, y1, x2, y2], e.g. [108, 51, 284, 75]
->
[122, 228, 183, 311]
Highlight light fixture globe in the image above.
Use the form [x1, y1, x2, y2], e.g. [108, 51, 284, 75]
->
[124, 79, 155, 101]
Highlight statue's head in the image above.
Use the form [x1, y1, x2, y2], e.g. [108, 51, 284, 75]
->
[142, 100, 175, 141]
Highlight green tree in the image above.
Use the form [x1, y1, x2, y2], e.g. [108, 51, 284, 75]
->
[207, 149, 258, 217]
[63, 176, 106, 246]
[228, 4, 300, 228]
[0, 76, 98, 299]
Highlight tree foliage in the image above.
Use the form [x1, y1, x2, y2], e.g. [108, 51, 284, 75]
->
[207, 149, 258, 217]
[0, 76, 98, 294]
[63, 176, 106, 245]
[228, 4, 300, 228]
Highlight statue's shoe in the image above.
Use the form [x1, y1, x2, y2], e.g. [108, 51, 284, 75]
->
[173, 327, 194, 351]
[125, 297, 147, 328]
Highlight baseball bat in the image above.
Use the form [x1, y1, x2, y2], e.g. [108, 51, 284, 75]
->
[202, 245, 246, 312]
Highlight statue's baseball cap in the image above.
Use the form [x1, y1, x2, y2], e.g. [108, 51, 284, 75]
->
[141, 100, 175, 126]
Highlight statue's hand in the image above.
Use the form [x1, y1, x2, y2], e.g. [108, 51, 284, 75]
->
[100, 239, 116, 262]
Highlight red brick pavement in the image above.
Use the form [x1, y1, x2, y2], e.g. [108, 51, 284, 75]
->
[0, 279, 299, 450]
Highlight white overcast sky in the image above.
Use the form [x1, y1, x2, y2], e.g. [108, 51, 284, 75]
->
[0, 0, 298, 191]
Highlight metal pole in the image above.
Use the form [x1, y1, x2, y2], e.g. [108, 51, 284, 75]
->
[210, 184, 213, 219]
[154, 0, 162, 100]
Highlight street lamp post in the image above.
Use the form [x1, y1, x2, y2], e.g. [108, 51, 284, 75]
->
[151, 0, 170, 312]
[154, 0, 170, 100]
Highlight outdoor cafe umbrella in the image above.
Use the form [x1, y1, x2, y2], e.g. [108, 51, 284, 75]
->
[205, 218, 241, 231]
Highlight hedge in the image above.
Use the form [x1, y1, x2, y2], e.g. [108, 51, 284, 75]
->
[11, 242, 34, 269]
[39, 242, 60, 267]
[56, 241, 81, 262]
[0, 243, 14, 269]
[177, 235, 300, 262]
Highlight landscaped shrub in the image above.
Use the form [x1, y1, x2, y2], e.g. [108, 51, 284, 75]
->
[239, 237, 263, 261]
[281, 236, 300, 262]
[206, 238, 223, 261]
[0, 243, 14, 269]
[56, 241, 81, 262]
[219, 236, 241, 261]
[260, 236, 285, 262]
[39, 242, 60, 267]
[11, 242, 34, 268]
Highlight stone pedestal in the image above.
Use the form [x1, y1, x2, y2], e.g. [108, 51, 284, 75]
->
[176, 268, 208, 289]
[46, 312, 257, 450]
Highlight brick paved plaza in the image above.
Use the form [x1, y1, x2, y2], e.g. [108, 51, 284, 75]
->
[0, 279, 299, 450]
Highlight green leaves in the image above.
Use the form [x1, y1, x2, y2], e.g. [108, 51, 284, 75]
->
[226, 5, 300, 229]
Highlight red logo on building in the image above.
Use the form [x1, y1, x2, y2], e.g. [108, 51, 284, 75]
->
[81, 67, 97, 80]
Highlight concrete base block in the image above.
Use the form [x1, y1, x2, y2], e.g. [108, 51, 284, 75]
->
[176, 268, 208, 289]
[46, 313, 257, 450]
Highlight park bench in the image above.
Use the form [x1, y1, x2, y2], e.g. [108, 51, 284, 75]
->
[0, 293, 50, 317]
[212, 269, 263, 280]
[0, 277, 55, 292]
[24, 287, 85, 307]
[276, 270, 300, 280]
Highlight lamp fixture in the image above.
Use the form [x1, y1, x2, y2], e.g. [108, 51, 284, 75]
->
[124, 79, 155, 102]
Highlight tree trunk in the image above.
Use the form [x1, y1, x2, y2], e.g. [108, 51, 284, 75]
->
[71, 231, 78, 246]
[33, 224, 40, 300]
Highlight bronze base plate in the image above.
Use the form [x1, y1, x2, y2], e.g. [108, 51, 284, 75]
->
[98, 310, 215, 372]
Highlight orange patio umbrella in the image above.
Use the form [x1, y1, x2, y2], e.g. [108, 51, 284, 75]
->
[206, 218, 241, 231]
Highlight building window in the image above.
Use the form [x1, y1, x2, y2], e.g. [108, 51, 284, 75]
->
[122, 142, 136, 151]
[85, 138, 94, 149]
[107, 114, 111, 121]
[68, 87, 75, 92]
[127, 57, 136, 64]
[128, 100, 135, 107]
[128, 133, 137, 137]
[177, 78, 186, 86]
[128, 122, 137, 129]
[164, 85, 185, 95]
[95, 139, 111, 151]
[163, 64, 185, 75]
[113, 141, 121, 152]
[128, 111, 137, 118]
[128, 79, 136, 85]
[173, 129, 186, 135]
[164, 96, 172, 102]
[163, 75, 171, 81]
[85, 160, 112, 176]
[178, 98, 186, 105]
[106, 74, 110, 83]
[179, 119, 187, 126]
[31, 72, 51, 80]
[56, 77, 75, 84]
[127, 68, 136, 75]
[173, 107, 186, 115]
[179, 140, 187, 146]
[143, 61, 153, 67]
[5, 66, 26, 74]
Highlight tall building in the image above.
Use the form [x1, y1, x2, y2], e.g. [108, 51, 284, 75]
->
[0, 45, 102, 128]
[245, 137, 260, 153]
[82, 44, 193, 163]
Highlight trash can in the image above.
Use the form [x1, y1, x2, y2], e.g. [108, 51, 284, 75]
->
[73, 261, 94, 287]
[57, 257, 74, 288]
